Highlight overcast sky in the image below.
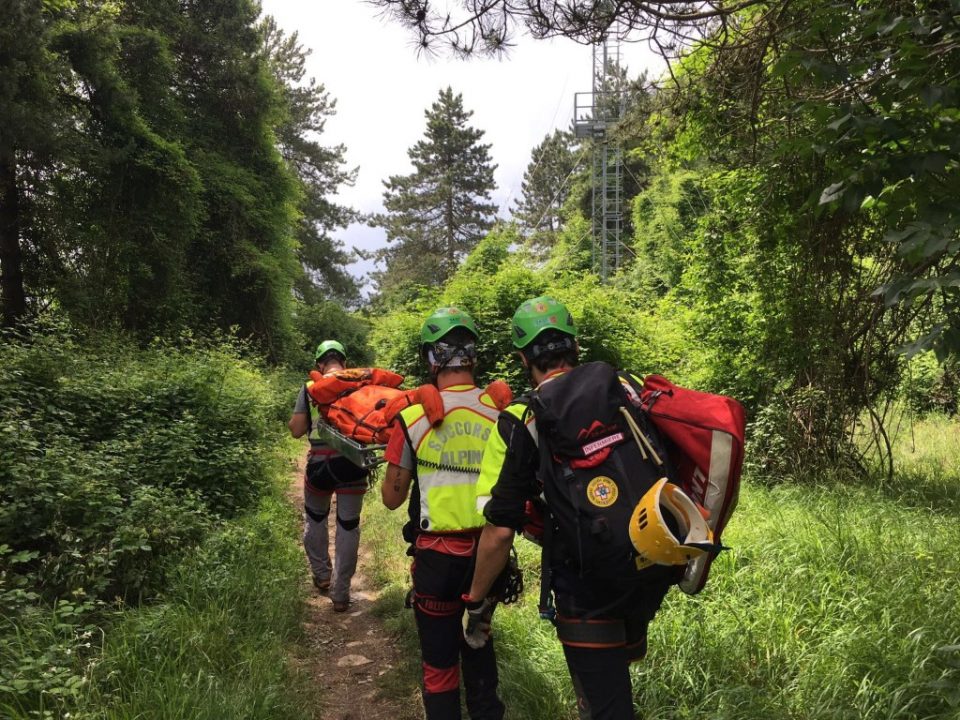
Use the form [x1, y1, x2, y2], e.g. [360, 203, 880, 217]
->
[259, 1, 663, 290]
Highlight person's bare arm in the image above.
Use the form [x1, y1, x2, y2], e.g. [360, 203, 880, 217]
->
[468, 523, 515, 600]
[288, 412, 309, 438]
[382, 463, 413, 510]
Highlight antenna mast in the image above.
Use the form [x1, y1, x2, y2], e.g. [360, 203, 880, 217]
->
[574, 32, 625, 282]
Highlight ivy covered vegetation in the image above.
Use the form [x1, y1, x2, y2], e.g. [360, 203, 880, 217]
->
[0, 326, 301, 715]
[2, 0, 960, 718]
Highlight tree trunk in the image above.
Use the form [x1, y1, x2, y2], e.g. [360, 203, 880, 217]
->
[0, 153, 26, 328]
[445, 194, 454, 280]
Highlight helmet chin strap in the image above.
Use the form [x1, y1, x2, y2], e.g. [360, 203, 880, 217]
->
[427, 341, 476, 380]
[522, 335, 575, 385]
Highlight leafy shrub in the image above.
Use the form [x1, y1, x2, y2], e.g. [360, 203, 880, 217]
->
[289, 299, 373, 369]
[745, 386, 864, 483]
[370, 227, 687, 393]
[0, 324, 284, 604]
[0, 322, 289, 714]
[902, 352, 960, 416]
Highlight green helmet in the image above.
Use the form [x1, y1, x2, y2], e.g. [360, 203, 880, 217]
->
[511, 296, 577, 349]
[420, 307, 479, 345]
[314, 340, 346, 362]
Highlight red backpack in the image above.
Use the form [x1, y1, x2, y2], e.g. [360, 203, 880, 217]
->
[639, 375, 746, 595]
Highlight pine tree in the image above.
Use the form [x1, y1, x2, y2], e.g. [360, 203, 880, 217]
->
[176, 0, 301, 359]
[513, 128, 579, 255]
[371, 87, 497, 301]
[263, 17, 359, 304]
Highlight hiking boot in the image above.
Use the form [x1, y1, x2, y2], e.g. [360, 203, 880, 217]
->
[332, 599, 350, 613]
[313, 577, 330, 594]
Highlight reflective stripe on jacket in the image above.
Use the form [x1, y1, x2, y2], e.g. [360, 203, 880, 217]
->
[399, 384, 500, 533]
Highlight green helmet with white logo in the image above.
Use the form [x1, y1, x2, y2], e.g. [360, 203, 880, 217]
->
[314, 340, 346, 363]
[420, 307, 478, 345]
[511, 296, 577, 349]
[420, 307, 479, 374]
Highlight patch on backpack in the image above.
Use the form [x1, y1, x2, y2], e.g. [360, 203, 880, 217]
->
[581, 431, 624, 455]
[586, 476, 619, 507]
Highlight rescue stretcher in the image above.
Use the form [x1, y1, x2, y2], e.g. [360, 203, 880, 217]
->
[314, 421, 387, 469]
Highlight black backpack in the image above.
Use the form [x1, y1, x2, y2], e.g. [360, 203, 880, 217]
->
[530, 362, 677, 586]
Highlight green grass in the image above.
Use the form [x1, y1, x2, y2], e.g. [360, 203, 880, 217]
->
[77, 490, 313, 720]
[1, 476, 315, 720]
[870, 410, 960, 514]
[363, 477, 427, 714]
[364, 421, 960, 720]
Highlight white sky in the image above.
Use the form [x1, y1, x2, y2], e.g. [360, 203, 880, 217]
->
[259, 1, 663, 290]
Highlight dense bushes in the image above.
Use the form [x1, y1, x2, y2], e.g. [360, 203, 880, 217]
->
[290, 299, 374, 369]
[0, 325, 290, 711]
[0, 326, 284, 604]
[369, 227, 685, 392]
[0, 323, 306, 715]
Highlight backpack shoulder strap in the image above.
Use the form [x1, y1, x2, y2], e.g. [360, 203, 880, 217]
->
[616, 370, 645, 407]
[303, 384, 313, 433]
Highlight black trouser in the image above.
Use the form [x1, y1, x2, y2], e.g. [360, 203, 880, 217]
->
[553, 571, 676, 720]
[564, 643, 636, 720]
[412, 546, 505, 720]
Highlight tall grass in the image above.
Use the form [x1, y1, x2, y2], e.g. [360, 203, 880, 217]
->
[1, 482, 314, 720]
[79, 490, 313, 720]
[871, 410, 960, 514]
[364, 422, 960, 720]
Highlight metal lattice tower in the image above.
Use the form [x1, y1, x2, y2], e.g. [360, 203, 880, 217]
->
[574, 36, 625, 282]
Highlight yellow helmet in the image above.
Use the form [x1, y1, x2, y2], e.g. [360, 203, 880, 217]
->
[630, 478, 720, 570]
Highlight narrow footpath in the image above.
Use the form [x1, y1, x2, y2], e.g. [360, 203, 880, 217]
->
[286, 460, 422, 720]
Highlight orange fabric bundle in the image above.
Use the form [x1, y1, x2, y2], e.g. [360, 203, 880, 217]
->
[325, 384, 410, 444]
[306, 368, 404, 406]
[304, 370, 515, 445]
[305, 368, 409, 444]
[485, 380, 514, 411]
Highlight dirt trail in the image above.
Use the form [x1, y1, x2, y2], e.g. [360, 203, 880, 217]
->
[286, 461, 422, 720]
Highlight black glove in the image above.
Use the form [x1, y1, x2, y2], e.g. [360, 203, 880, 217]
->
[461, 595, 496, 649]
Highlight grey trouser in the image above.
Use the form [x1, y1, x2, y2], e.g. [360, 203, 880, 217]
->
[303, 483, 364, 603]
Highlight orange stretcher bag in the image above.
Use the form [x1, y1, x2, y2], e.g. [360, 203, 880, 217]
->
[306, 368, 410, 444]
[305, 369, 514, 445]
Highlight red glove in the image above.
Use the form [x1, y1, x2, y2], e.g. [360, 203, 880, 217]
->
[521, 500, 545, 545]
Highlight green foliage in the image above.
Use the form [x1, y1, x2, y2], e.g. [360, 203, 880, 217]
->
[0, 323, 284, 605]
[774, 2, 960, 358]
[513, 128, 580, 256]
[78, 493, 310, 720]
[628, 168, 704, 295]
[290, 299, 373, 369]
[902, 353, 960, 416]
[369, 299, 441, 387]
[2, 1, 358, 361]
[372, 225, 682, 393]
[1, 487, 311, 720]
[263, 17, 360, 305]
[541, 214, 593, 277]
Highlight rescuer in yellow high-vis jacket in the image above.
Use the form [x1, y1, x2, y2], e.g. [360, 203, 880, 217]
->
[381, 307, 505, 720]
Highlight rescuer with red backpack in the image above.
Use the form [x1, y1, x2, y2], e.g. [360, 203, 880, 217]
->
[381, 307, 511, 720]
[288, 340, 369, 612]
[465, 296, 741, 720]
